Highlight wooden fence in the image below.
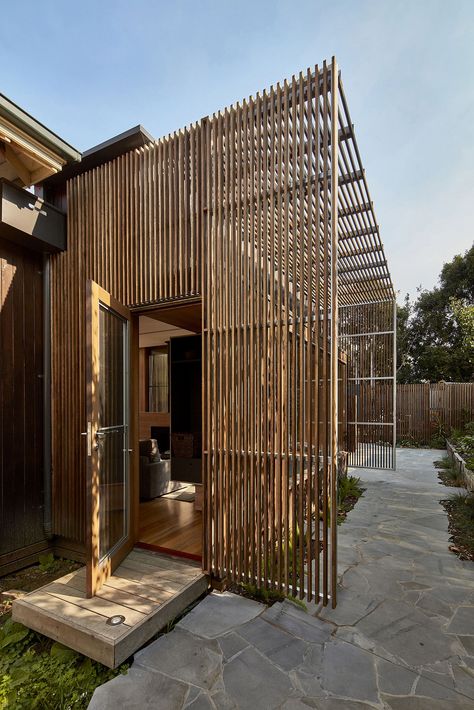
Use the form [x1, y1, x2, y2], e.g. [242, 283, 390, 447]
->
[396, 382, 474, 445]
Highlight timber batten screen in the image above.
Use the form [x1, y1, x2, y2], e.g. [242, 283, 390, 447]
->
[202, 61, 340, 604]
[50, 56, 394, 605]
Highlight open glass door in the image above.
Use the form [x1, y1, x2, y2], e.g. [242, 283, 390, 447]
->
[86, 280, 133, 597]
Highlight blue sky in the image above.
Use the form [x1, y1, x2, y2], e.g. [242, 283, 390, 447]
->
[1, 0, 473, 301]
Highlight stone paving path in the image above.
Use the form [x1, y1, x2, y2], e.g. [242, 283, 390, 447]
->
[89, 449, 474, 709]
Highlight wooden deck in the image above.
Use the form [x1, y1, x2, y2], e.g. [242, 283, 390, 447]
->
[12, 549, 208, 668]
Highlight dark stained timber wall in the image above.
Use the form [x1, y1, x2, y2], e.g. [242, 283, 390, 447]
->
[0, 238, 45, 561]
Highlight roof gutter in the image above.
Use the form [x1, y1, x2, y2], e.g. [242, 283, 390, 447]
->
[0, 93, 81, 164]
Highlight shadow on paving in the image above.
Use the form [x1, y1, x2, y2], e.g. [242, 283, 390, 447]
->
[89, 449, 474, 709]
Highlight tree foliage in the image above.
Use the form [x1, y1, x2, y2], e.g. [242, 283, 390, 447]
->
[397, 245, 474, 383]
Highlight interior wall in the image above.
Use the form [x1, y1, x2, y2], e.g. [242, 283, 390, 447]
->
[138, 315, 194, 440]
[139, 315, 193, 348]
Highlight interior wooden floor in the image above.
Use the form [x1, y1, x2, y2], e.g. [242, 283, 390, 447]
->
[138, 497, 202, 558]
[12, 549, 208, 668]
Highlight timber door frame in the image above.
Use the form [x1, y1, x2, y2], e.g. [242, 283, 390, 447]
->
[85, 280, 139, 597]
[131, 297, 203, 563]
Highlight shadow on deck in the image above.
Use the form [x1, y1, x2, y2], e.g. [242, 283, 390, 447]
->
[12, 548, 209, 668]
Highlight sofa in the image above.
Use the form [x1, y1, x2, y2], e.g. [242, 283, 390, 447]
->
[139, 438, 181, 500]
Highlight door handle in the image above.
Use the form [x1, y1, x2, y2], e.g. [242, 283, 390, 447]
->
[81, 422, 92, 456]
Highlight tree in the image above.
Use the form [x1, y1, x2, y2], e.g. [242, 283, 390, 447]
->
[397, 245, 474, 383]
[396, 294, 413, 383]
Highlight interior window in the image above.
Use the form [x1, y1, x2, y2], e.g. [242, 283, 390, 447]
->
[148, 347, 169, 412]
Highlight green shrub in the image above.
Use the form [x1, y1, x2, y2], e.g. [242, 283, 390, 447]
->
[37, 553, 58, 573]
[0, 618, 127, 709]
[239, 583, 306, 610]
[434, 458, 451, 470]
[337, 475, 363, 505]
[444, 467, 466, 487]
[428, 434, 446, 449]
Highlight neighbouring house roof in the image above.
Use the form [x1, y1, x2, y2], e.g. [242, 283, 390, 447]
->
[0, 93, 81, 187]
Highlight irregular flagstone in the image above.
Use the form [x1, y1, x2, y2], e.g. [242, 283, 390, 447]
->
[382, 694, 473, 709]
[236, 616, 309, 670]
[208, 689, 238, 709]
[290, 669, 326, 698]
[321, 639, 379, 703]
[425, 583, 471, 606]
[87, 450, 474, 710]
[299, 642, 324, 675]
[88, 666, 189, 710]
[416, 592, 453, 619]
[311, 697, 376, 709]
[376, 657, 418, 695]
[459, 636, 474, 656]
[280, 700, 320, 709]
[447, 606, 474, 636]
[185, 692, 214, 709]
[184, 685, 203, 706]
[415, 674, 458, 700]
[452, 664, 474, 699]
[222, 646, 295, 709]
[262, 601, 333, 643]
[355, 598, 464, 666]
[134, 627, 222, 691]
[178, 590, 264, 639]
[217, 631, 249, 661]
[400, 582, 432, 591]
[340, 567, 371, 596]
[317, 589, 380, 626]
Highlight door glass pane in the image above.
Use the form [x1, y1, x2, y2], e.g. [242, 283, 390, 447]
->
[99, 306, 125, 428]
[98, 304, 128, 559]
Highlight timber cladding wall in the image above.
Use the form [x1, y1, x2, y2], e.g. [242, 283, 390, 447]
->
[50, 64, 341, 604]
[50, 57, 394, 604]
[51, 136, 204, 542]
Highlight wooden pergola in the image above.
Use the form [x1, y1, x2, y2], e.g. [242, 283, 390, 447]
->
[48, 57, 394, 609]
[336, 78, 396, 471]
[199, 58, 395, 605]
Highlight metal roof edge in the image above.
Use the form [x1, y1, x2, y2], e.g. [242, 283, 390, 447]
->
[0, 93, 81, 163]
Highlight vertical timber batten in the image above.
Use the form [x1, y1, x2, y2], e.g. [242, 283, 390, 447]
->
[330, 57, 339, 607]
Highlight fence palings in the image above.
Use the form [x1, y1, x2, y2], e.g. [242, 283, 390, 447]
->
[396, 382, 474, 445]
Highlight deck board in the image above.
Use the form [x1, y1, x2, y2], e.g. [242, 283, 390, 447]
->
[13, 549, 208, 668]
